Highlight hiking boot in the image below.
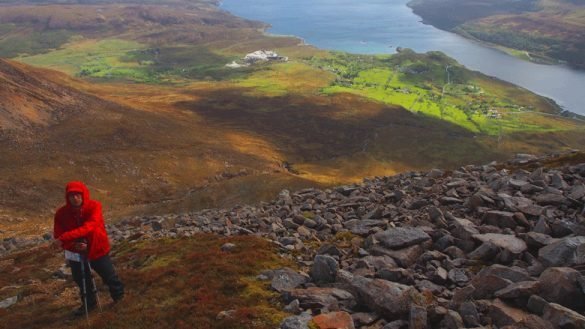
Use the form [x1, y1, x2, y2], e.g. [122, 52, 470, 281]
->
[72, 303, 97, 317]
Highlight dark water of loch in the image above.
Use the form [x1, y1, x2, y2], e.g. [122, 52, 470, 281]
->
[221, 0, 585, 115]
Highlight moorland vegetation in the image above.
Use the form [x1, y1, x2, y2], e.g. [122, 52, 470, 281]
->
[0, 0, 583, 242]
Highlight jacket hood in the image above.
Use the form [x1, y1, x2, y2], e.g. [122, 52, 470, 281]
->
[65, 181, 90, 207]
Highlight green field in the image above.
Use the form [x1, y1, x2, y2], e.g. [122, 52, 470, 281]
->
[307, 51, 580, 135]
[18, 38, 254, 83]
[0, 26, 75, 58]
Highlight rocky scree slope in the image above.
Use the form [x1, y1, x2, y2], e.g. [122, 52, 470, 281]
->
[4, 152, 585, 328]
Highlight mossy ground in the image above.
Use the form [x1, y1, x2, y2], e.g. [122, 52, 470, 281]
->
[0, 234, 291, 329]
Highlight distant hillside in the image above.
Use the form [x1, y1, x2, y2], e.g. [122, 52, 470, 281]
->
[408, 0, 585, 68]
[0, 1, 266, 59]
[408, 0, 537, 30]
[0, 58, 113, 132]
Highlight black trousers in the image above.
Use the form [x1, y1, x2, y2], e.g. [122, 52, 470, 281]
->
[69, 254, 124, 306]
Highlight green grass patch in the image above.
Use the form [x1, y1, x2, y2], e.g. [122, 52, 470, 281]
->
[18, 40, 257, 83]
[308, 51, 580, 135]
[0, 28, 75, 58]
[18, 38, 149, 79]
[235, 62, 334, 97]
[0, 23, 16, 36]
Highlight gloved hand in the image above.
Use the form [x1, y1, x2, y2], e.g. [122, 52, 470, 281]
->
[73, 242, 88, 253]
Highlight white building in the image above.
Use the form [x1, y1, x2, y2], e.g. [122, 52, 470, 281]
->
[244, 50, 288, 63]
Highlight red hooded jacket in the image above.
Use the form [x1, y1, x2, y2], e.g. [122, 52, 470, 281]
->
[53, 181, 111, 261]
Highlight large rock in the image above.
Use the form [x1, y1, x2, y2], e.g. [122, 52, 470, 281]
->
[406, 305, 426, 329]
[378, 267, 413, 284]
[495, 281, 540, 300]
[451, 217, 479, 241]
[287, 287, 356, 312]
[542, 303, 585, 329]
[312, 311, 355, 329]
[345, 219, 386, 236]
[489, 298, 530, 327]
[468, 242, 500, 261]
[524, 232, 555, 250]
[281, 313, 312, 329]
[569, 184, 585, 200]
[439, 310, 464, 329]
[0, 296, 18, 309]
[360, 255, 398, 271]
[473, 233, 527, 254]
[311, 255, 339, 284]
[370, 244, 424, 268]
[515, 315, 555, 329]
[340, 271, 422, 317]
[483, 211, 516, 229]
[534, 193, 568, 206]
[451, 285, 476, 309]
[459, 301, 480, 327]
[538, 267, 585, 311]
[476, 264, 532, 283]
[373, 227, 430, 250]
[471, 275, 513, 300]
[448, 268, 470, 286]
[517, 203, 544, 217]
[151, 217, 176, 231]
[351, 312, 379, 327]
[383, 320, 408, 329]
[538, 236, 585, 267]
[269, 268, 309, 292]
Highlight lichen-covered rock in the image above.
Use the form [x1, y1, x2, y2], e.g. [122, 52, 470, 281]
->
[342, 271, 422, 317]
[312, 311, 355, 329]
[268, 268, 309, 292]
[373, 227, 430, 250]
[281, 312, 312, 329]
[286, 287, 356, 312]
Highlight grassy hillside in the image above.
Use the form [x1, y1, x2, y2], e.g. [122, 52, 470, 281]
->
[408, 0, 585, 68]
[0, 235, 291, 328]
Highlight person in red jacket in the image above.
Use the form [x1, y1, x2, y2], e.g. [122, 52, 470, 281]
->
[53, 181, 124, 316]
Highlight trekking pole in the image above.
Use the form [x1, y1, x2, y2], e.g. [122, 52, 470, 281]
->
[87, 260, 103, 313]
[80, 257, 90, 326]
